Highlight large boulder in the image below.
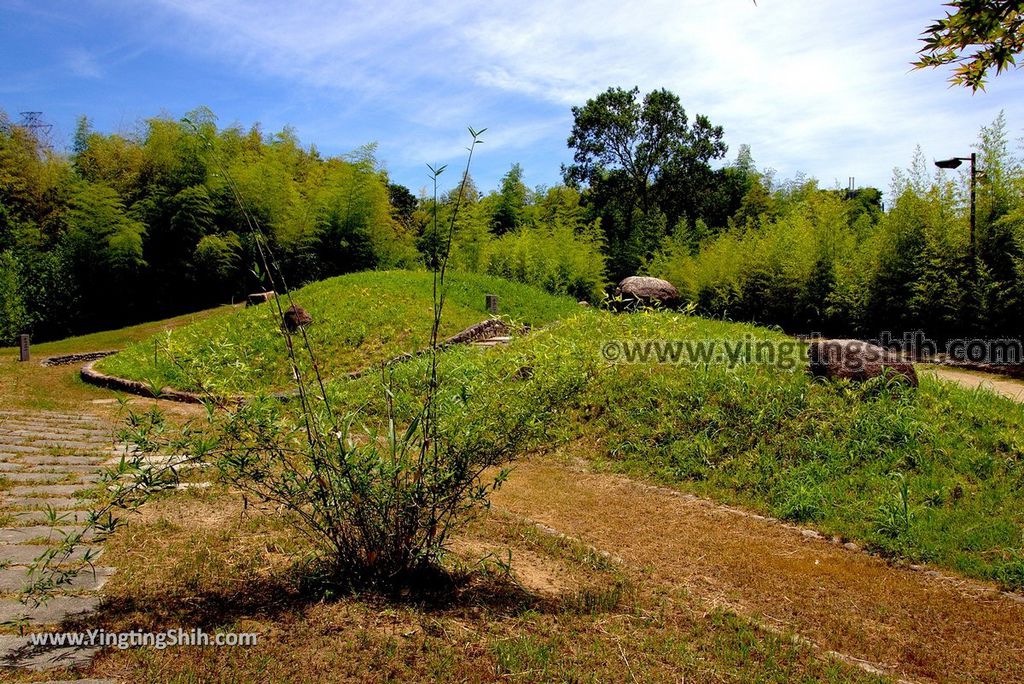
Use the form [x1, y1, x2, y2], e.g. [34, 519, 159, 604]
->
[614, 276, 681, 309]
[246, 291, 275, 307]
[808, 339, 917, 387]
[281, 304, 313, 333]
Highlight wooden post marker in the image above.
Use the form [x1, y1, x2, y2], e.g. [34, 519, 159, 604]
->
[486, 294, 499, 314]
[18, 334, 30, 362]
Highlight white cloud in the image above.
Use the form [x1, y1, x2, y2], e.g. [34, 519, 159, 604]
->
[127, 0, 1024, 190]
[66, 49, 103, 79]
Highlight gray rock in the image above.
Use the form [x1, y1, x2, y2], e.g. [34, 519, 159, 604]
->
[246, 290, 275, 306]
[614, 276, 681, 309]
[807, 339, 918, 387]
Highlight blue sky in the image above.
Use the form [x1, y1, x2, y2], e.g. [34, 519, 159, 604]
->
[2, 0, 1021, 196]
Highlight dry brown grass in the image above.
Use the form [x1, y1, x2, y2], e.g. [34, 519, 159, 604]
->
[2, 481, 884, 683]
[491, 452, 1024, 684]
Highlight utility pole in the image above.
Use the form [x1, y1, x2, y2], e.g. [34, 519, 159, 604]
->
[935, 153, 980, 331]
[968, 152, 976, 269]
[17, 112, 53, 149]
[935, 153, 978, 272]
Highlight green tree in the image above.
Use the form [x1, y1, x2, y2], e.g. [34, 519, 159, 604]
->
[563, 86, 728, 279]
[490, 163, 529, 235]
[0, 250, 27, 342]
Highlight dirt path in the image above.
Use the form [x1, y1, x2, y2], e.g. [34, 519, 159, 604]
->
[925, 366, 1024, 403]
[493, 458, 1024, 684]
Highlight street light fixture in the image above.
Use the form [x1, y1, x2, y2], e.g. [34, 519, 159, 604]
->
[934, 153, 977, 267]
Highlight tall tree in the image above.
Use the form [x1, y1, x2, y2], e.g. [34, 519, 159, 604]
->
[563, 86, 728, 279]
[490, 163, 529, 235]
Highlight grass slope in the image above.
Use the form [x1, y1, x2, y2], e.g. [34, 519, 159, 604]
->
[1, 305, 237, 357]
[0, 304, 233, 412]
[330, 310, 1024, 590]
[92, 276, 1024, 589]
[97, 270, 580, 394]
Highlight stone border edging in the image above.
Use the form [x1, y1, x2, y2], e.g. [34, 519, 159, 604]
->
[40, 350, 119, 367]
[80, 318, 515, 405]
[80, 359, 225, 404]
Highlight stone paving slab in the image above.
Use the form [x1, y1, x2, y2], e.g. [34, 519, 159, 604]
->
[0, 595, 100, 624]
[4, 497, 86, 510]
[0, 634, 101, 671]
[17, 456, 108, 466]
[0, 444, 49, 454]
[28, 465, 104, 475]
[1, 545, 101, 566]
[0, 410, 115, 675]
[0, 440, 109, 450]
[0, 526, 94, 544]
[11, 511, 93, 525]
[0, 409, 103, 422]
[3, 424, 110, 435]
[0, 566, 114, 593]
[9, 485, 91, 497]
[7, 428, 112, 437]
[0, 428, 109, 442]
[1, 472, 68, 483]
[4, 425, 111, 436]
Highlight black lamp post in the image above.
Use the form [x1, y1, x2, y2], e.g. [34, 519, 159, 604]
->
[934, 153, 977, 266]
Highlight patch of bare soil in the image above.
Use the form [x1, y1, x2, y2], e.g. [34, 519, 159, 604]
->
[453, 538, 574, 596]
[492, 457, 1024, 684]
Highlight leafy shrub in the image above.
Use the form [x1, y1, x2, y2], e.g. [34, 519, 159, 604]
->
[99, 130, 533, 587]
[483, 223, 608, 302]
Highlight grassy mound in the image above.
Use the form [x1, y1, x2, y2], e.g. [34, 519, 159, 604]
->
[101, 277, 1024, 589]
[97, 270, 580, 394]
[330, 310, 1024, 590]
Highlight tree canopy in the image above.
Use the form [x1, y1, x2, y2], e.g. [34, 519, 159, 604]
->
[562, 86, 742, 280]
[915, 0, 1024, 90]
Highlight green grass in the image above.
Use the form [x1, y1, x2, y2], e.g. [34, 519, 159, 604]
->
[88, 272, 1024, 590]
[1, 305, 237, 357]
[327, 309, 1024, 591]
[96, 270, 581, 394]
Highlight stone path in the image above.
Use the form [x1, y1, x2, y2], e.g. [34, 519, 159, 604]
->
[926, 365, 1024, 403]
[0, 409, 119, 682]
